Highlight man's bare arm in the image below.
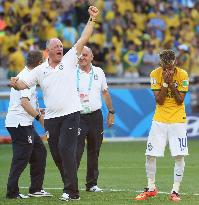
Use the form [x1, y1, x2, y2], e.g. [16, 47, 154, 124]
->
[75, 6, 99, 56]
[154, 87, 168, 105]
[21, 97, 44, 127]
[169, 83, 186, 105]
[10, 77, 29, 90]
[102, 90, 114, 128]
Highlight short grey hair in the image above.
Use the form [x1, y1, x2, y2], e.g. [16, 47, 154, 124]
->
[46, 39, 51, 49]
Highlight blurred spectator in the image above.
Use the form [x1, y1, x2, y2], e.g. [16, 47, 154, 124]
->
[176, 44, 191, 74]
[111, 30, 123, 60]
[105, 46, 123, 77]
[37, 12, 58, 49]
[89, 43, 105, 68]
[179, 21, 195, 45]
[62, 19, 78, 49]
[190, 44, 199, 76]
[126, 21, 142, 45]
[74, 0, 89, 35]
[133, 4, 147, 32]
[89, 24, 106, 47]
[123, 41, 143, 77]
[147, 10, 166, 41]
[7, 47, 25, 78]
[1, 0, 199, 79]
[0, 12, 6, 31]
[139, 44, 159, 77]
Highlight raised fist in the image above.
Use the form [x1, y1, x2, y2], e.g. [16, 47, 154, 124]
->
[88, 6, 99, 19]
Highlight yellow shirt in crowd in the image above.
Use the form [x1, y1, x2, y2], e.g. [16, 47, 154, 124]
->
[150, 67, 189, 123]
[9, 49, 25, 73]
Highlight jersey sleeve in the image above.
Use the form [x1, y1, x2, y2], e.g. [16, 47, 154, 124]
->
[62, 46, 78, 70]
[20, 88, 32, 100]
[150, 70, 161, 91]
[178, 71, 189, 93]
[20, 68, 40, 88]
[101, 69, 108, 91]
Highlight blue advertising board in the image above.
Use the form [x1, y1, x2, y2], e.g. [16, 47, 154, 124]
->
[0, 88, 193, 140]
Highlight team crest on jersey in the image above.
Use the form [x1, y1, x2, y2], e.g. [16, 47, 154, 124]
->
[150, 77, 157, 85]
[59, 64, 64, 70]
[94, 74, 98, 80]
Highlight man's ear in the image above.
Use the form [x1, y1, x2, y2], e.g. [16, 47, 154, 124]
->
[91, 53, 94, 61]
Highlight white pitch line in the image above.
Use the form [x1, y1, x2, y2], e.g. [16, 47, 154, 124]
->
[20, 187, 199, 196]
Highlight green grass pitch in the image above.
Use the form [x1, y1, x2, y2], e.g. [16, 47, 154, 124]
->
[0, 140, 199, 205]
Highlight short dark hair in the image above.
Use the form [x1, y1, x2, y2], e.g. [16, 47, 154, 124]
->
[26, 50, 43, 68]
[159, 50, 176, 66]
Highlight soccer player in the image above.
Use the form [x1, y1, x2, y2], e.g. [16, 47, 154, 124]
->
[5, 50, 52, 199]
[134, 50, 189, 202]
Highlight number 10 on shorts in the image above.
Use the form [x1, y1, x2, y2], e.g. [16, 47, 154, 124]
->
[178, 138, 187, 151]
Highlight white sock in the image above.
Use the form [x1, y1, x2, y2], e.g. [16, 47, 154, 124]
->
[172, 156, 185, 193]
[145, 156, 156, 191]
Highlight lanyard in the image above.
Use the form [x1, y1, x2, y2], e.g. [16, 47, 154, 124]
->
[77, 65, 94, 92]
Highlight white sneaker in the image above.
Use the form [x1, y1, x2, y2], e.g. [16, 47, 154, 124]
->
[17, 193, 29, 199]
[59, 193, 70, 201]
[59, 193, 80, 201]
[88, 185, 103, 192]
[28, 190, 53, 197]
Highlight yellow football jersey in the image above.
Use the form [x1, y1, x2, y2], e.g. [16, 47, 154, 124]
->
[150, 67, 189, 123]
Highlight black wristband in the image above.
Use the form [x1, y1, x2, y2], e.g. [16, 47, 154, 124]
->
[109, 110, 115, 114]
[89, 17, 96, 22]
[35, 113, 41, 121]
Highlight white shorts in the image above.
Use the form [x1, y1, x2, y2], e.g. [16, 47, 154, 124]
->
[145, 121, 188, 157]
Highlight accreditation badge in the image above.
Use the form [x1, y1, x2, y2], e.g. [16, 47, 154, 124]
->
[79, 93, 92, 114]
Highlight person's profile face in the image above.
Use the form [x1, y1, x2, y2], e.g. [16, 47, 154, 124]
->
[48, 39, 63, 63]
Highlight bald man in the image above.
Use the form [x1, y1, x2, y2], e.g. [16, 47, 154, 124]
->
[10, 6, 99, 201]
[76, 46, 114, 192]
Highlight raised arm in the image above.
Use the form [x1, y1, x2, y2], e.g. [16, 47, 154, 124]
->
[75, 6, 99, 56]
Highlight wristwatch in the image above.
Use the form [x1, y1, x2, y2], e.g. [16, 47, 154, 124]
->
[109, 109, 115, 114]
[162, 82, 168, 88]
[35, 113, 41, 121]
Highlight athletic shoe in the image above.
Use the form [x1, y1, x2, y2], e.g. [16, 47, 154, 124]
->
[28, 190, 53, 197]
[7, 193, 29, 199]
[87, 185, 103, 192]
[59, 193, 80, 201]
[169, 191, 181, 202]
[17, 193, 29, 199]
[134, 187, 158, 201]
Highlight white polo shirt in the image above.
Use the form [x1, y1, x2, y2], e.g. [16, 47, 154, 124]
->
[5, 67, 37, 127]
[77, 65, 108, 112]
[21, 47, 82, 119]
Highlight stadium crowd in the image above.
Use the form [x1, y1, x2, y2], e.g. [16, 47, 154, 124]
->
[0, 0, 199, 79]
